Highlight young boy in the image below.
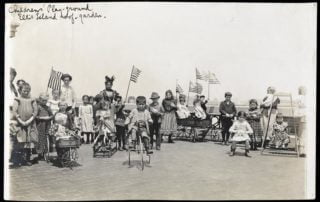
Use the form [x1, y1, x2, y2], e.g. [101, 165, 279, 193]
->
[219, 92, 237, 145]
[125, 96, 153, 154]
[148, 92, 162, 150]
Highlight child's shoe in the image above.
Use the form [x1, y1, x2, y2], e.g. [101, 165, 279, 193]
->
[229, 149, 235, 156]
[245, 149, 251, 157]
[156, 146, 161, 150]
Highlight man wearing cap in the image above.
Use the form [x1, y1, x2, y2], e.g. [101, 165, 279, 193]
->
[219, 92, 237, 145]
[148, 92, 162, 150]
[60, 73, 76, 109]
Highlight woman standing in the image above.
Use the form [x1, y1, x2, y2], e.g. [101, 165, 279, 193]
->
[160, 90, 177, 143]
[260, 86, 280, 147]
[60, 73, 76, 110]
[296, 86, 306, 157]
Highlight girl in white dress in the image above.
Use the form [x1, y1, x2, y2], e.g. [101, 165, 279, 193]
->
[229, 111, 253, 157]
[47, 89, 61, 115]
[79, 95, 94, 144]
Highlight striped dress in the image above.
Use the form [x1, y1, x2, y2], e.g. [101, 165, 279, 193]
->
[160, 99, 177, 135]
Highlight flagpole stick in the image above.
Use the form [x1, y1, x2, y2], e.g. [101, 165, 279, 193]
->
[187, 82, 190, 106]
[125, 66, 134, 103]
[46, 66, 53, 94]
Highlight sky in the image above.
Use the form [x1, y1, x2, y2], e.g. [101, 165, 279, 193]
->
[5, 2, 317, 104]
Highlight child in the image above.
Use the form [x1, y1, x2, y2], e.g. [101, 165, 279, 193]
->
[270, 113, 290, 149]
[93, 110, 116, 147]
[176, 92, 190, 119]
[114, 95, 127, 151]
[219, 92, 237, 145]
[229, 111, 253, 157]
[149, 92, 162, 150]
[12, 82, 39, 166]
[51, 101, 75, 137]
[125, 96, 153, 154]
[200, 95, 208, 113]
[35, 93, 53, 160]
[160, 90, 177, 143]
[194, 98, 207, 120]
[47, 89, 61, 115]
[246, 99, 263, 150]
[79, 95, 94, 144]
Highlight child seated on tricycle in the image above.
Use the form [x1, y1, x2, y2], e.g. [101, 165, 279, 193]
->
[125, 96, 153, 155]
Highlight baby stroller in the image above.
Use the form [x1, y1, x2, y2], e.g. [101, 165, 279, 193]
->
[92, 111, 117, 158]
[51, 124, 81, 169]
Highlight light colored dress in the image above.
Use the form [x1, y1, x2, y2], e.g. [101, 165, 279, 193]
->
[79, 104, 94, 133]
[194, 105, 206, 120]
[229, 120, 253, 142]
[176, 103, 190, 119]
[12, 97, 39, 149]
[47, 99, 60, 115]
[61, 84, 76, 108]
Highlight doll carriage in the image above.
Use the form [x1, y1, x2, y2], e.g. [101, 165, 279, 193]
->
[127, 120, 151, 171]
[52, 127, 81, 169]
[176, 108, 220, 142]
[92, 111, 117, 158]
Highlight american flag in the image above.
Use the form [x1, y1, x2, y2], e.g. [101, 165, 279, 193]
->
[130, 66, 142, 83]
[176, 83, 184, 93]
[47, 69, 63, 90]
[196, 68, 208, 81]
[207, 71, 220, 84]
[189, 81, 203, 94]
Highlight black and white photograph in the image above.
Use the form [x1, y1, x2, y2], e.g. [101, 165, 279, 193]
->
[3, 2, 317, 200]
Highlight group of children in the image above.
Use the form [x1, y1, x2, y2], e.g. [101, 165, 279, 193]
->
[9, 83, 291, 167]
[218, 92, 290, 157]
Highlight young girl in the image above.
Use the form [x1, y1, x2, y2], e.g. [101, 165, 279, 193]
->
[12, 83, 39, 166]
[229, 111, 253, 157]
[35, 93, 53, 160]
[79, 95, 94, 144]
[270, 113, 290, 149]
[246, 99, 263, 150]
[47, 89, 61, 115]
[160, 90, 177, 143]
[193, 98, 207, 120]
[176, 93, 190, 119]
[93, 110, 116, 147]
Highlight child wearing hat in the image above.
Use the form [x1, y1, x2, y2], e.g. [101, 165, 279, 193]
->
[35, 93, 53, 160]
[148, 92, 162, 150]
[270, 113, 290, 149]
[229, 111, 253, 157]
[219, 92, 237, 145]
[125, 96, 153, 154]
[247, 99, 263, 150]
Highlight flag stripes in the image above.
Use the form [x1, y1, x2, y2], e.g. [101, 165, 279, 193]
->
[196, 68, 208, 81]
[208, 71, 220, 84]
[130, 66, 142, 83]
[189, 81, 203, 94]
[176, 83, 184, 93]
[47, 69, 63, 90]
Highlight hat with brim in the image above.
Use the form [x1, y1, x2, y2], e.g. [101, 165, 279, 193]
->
[150, 92, 160, 99]
[61, 74, 72, 81]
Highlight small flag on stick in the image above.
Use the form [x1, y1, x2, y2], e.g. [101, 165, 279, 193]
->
[207, 71, 220, 84]
[176, 83, 184, 93]
[47, 68, 63, 91]
[189, 81, 203, 94]
[196, 68, 208, 81]
[130, 66, 142, 83]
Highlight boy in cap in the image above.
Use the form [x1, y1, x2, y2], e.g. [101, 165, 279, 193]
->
[219, 92, 237, 145]
[148, 92, 162, 150]
[125, 96, 153, 154]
